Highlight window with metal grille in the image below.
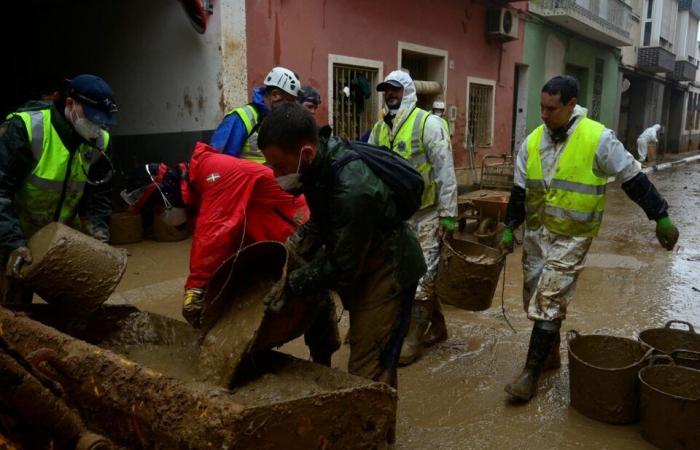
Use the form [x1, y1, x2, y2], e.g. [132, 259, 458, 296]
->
[468, 83, 494, 147]
[332, 64, 379, 140]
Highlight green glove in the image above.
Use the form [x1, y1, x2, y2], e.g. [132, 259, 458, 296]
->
[499, 227, 514, 254]
[655, 216, 679, 251]
[439, 217, 457, 231]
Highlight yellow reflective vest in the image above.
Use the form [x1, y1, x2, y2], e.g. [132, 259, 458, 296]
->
[370, 107, 436, 209]
[7, 108, 110, 238]
[525, 118, 607, 237]
[229, 104, 264, 163]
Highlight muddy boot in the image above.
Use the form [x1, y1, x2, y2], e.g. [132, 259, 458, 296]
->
[542, 332, 561, 371]
[505, 320, 560, 402]
[423, 298, 447, 347]
[398, 302, 431, 366]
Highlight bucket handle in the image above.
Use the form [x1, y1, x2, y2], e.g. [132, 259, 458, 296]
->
[665, 320, 696, 334]
[647, 353, 675, 367]
[566, 330, 580, 343]
[671, 349, 700, 364]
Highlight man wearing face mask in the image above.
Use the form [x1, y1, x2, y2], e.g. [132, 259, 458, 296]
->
[368, 71, 458, 365]
[0, 74, 117, 304]
[211, 67, 301, 162]
[500, 75, 679, 402]
[259, 103, 426, 389]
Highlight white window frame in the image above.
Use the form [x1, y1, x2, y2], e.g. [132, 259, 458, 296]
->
[327, 54, 384, 128]
[466, 76, 496, 148]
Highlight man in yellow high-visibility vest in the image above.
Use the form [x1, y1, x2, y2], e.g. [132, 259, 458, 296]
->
[0, 75, 118, 304]
[211, 67, 301, 162]
[500, 75, 679, 402]
[368, 70, 458, 365]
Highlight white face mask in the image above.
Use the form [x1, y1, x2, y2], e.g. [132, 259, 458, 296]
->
[275, 151, 305, 192]
[68, 105, 101, 142]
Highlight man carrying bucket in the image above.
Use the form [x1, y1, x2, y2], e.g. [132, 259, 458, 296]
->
[258, 103, 426, 389]
[500, 75, 679, 402]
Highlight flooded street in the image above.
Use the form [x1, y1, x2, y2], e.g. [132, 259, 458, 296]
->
[109, 164, 700, 449]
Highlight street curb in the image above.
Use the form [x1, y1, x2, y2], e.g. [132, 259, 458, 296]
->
[607, 154, 700, 183]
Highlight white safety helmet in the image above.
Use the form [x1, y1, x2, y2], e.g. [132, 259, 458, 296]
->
[432, 100, 446, 110]
[264, 67, 300, 97]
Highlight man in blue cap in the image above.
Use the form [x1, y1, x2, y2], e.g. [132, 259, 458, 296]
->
[0, 74, 118, 304]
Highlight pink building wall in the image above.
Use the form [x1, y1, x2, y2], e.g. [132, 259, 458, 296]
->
[245, 0, 525, 169]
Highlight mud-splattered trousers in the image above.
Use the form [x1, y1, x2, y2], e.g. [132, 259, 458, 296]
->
[522, 227, 592, 321]
[408, 207, 441, 302]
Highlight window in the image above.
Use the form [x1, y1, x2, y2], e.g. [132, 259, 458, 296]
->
[646, 0, 653, 19]
[467, 80, 494, 147]
[591, 58, 604, 121]
[330, 60, 380, 140]
[643, 22, 652, 46]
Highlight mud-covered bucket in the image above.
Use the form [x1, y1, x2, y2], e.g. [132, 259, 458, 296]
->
[567, 330, 653, 424]
[436, 235, 505, 311]
[19, 222, 128, 313]
[639, 320, 700, 369]
[198, 241, 323, 387]
[639, 357, 700, 450]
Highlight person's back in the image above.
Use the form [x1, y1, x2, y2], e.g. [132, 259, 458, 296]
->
[258, 103, 425, 390]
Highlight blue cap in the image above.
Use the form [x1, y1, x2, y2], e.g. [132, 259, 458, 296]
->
[67, 74, 118, 126]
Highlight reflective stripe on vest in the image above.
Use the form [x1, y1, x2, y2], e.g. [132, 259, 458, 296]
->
[230, 104, 264, 163]
[8, 109, 110, 237]
[371, 108, 435, 209]
[525, 118, 608, 237]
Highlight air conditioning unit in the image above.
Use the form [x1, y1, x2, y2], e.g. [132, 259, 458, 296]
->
[486, 8, 519, 41]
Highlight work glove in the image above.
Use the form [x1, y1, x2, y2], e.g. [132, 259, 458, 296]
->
[439, 217, 457, 232]
[262, 279, 289, 313]
[182, 288, 205, 328]
[6, 246, 32, 278]
[655, 216, 679, 251]
[499, 227, 515, 255]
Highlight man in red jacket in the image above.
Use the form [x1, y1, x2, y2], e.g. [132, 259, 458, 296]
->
[123, 142, 340, 364]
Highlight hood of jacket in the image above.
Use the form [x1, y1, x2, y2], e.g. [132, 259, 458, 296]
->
[381, 70, 418, 137]
[251, 85, 270, 114]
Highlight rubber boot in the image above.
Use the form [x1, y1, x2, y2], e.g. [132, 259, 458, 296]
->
[505, 321, 561, 402]
[423, 297, 448, 347]
[542, 332, 561, 371]
[398, 302, 431, 366]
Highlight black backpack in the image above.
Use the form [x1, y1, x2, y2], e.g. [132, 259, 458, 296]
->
[331, 139, 424, 220]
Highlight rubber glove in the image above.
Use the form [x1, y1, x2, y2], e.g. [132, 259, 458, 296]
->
[6, 246, 32, 278]
[182, 288, 205, 328]
[439, 217, 457, 231]
[655, 216, 679, 251]
[499, 227, 514, 255]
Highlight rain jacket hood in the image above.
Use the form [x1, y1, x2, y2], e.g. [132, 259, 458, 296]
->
[381, 70, 418, 137]
[251, 86, 270, 114]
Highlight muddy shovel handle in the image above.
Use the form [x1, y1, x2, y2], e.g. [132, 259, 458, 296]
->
[665, 320, 696, 334]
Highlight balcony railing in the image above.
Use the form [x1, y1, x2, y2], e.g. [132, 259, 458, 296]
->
[530, 0, 633, 47]
[672, 60, 699, 81]
[638, 47, 677, 73]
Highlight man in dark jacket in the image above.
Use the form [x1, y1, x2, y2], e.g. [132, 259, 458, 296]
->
[0, 75, 116, 304]
[258, 102, 426, 388]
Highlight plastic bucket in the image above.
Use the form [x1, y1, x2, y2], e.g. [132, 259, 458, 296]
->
[639, 358, 700, 450]
[567, 330, 653, 424]
[639, 320, 700, 369]
[436, 235, 504, 311]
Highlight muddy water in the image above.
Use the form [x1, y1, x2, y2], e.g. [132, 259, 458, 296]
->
[114, 164, 700, 449]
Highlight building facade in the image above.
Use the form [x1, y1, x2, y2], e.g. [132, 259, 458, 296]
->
[523, 0, 634, 149]
[618, 0, 700, 156]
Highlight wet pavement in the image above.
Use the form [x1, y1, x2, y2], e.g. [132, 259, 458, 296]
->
[110, 163, 700, 449]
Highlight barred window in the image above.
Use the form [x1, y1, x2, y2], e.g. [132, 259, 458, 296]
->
[332, 64, 379, 140]
[468, 82, 494, 147]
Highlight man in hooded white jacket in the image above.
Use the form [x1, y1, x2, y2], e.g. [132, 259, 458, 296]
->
[369, 70, 458, 365]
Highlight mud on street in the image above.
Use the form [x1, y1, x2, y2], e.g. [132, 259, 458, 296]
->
[108, 164, 700, 450]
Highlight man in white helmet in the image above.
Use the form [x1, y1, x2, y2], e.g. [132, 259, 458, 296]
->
[368, 70, 458, 365]
[211, 67, 301, 162]
[431, 100, 451, 137]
